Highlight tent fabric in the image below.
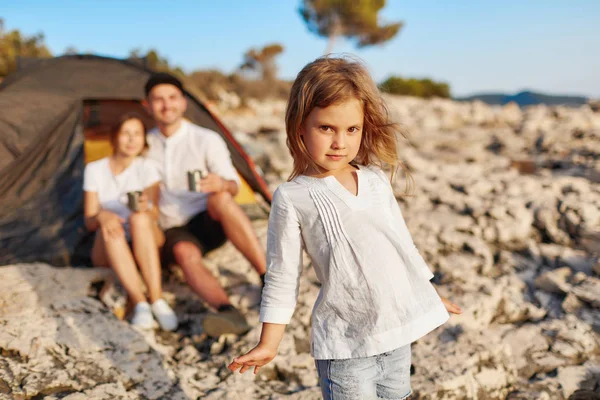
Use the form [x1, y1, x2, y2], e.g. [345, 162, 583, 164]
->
[0, 55, 271, 267]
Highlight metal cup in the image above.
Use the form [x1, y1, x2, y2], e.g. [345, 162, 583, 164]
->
[127, 191, 143, 212]
[187, 170, 207, 192]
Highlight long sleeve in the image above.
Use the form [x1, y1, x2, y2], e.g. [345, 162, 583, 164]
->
[260, 186, 304, 324]
[204, 134, 241, 185]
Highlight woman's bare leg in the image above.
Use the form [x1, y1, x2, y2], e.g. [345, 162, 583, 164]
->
[92, 229, 147, 304]
[130, 212, 163, 304]
[91, 231, 109, 267]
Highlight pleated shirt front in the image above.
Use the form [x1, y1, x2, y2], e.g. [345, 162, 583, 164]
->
[260, 165, 449, 360]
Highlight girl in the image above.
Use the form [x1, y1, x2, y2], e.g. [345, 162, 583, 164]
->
[228, 56, 462, 399]
[84, 112, 178, 331]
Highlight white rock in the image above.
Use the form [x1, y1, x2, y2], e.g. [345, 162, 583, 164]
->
[570, 277, 600, 308]
[559, 362, 600, 399]
[535, 267, 573, 294]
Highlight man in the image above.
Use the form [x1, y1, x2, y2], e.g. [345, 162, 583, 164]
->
[143, 72, 267, 336]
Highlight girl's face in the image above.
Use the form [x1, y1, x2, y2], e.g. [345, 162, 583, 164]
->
[301, 97, 364, 175]
[115, 118, 145, 157]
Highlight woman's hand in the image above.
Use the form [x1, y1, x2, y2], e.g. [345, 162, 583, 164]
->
[136, 193, 150, 212]
[228, 344, 277, 375]
[97, 211, 125, 239]
[441, 297, 463, 314]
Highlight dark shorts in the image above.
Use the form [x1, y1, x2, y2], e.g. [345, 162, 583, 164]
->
[162, 210, 227, 264]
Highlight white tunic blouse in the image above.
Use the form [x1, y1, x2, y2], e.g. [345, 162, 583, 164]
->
[260, 165, 449, 360]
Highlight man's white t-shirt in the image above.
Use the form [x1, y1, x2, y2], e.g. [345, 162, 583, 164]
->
[145, 120, 241, 230]
[83, 157, 161, 234]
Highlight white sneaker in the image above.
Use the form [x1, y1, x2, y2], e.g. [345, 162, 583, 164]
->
[151, 299, 178, 332]
[131, 301, 154, 329]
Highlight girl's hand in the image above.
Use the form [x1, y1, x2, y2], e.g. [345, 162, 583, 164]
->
[97, 211, 125, 239]
[441, 297, 463, 314]
[228, 344, 277, 375]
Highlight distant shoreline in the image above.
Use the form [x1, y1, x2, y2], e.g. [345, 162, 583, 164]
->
[455, 90, 589, 107]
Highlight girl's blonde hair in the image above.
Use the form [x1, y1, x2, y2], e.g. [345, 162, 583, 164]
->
[285, 55, 412, 192]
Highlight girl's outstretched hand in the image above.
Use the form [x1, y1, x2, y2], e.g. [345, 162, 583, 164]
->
[441, 297, 463, 314]
[228, 344, 276, 375]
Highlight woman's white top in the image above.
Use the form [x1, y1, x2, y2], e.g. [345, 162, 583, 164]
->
[260, 165, 449, 360]
[83, 157, 161, 236]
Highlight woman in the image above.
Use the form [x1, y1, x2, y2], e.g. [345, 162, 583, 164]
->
[83, 112, 177, 331]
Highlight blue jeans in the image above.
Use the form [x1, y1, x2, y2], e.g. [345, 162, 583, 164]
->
[315, 345, 412, 400]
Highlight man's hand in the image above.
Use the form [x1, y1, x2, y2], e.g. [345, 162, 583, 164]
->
[199, 173, 226, 193]
[228, 344, 277, 375]
[441, 297, 463, 314]
[97, 211, 125, 239]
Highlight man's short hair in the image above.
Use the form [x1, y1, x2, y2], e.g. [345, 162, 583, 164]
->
[144, 72, 184, 97]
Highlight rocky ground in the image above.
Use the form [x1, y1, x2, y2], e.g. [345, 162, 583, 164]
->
[1, 96, 599, 399]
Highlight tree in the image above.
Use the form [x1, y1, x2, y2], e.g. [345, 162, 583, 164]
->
[128, 48, 184, 76]
[63, 46, 78, 55]
[128, 47, 142, 59]
[239, 43, 284, 82]
[0, 18, 52, 76]
[379, 76, 451, 98]
[299, 0, 402, 54]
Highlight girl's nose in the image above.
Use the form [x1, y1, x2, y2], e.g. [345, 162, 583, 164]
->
[332, 134, 346, 149]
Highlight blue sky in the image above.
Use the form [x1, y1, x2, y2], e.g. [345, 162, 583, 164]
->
[3, 1, 599, 97]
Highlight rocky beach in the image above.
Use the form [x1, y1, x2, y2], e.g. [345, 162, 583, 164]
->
[1, 95, 599, 399]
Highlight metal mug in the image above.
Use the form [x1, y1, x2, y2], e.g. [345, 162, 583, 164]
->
[187, 170, 207, 192]
[127, 191, 143, 212]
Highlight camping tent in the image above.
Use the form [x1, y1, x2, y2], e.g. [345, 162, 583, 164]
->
[0, 55, 272, 267]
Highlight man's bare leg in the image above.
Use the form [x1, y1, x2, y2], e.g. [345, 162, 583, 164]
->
[207, 192, 267, 276]
[172, 241, 231, 308]
[172, 240, 250, 336]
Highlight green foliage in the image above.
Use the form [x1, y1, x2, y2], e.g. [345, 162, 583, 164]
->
[240, 43, 285, 82]
[63, 46, 78, 55]
[0, 18, 52, 77]
[299, 0, 402, 53]
[128, 48, 185, 77]
[379, 76, 451, 98]
[188, 69, 291, 102]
